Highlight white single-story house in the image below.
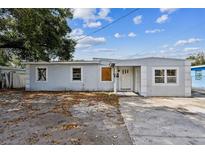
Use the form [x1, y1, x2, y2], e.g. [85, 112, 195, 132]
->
[24, 57, 191, 97]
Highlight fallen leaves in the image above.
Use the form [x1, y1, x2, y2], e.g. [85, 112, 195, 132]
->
[26, 133, 39, 144]
[3, 117, 26, 126]
[70, 138, 81, 145]
[40, 133, 52, 138]
[0, 90, 121, 145]
[51, 140, 61, 144]
[62, 123, 79, 130]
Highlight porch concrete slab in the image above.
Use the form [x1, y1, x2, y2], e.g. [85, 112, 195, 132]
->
[119, 97, 205, 145]
[115, 92, 138, 97]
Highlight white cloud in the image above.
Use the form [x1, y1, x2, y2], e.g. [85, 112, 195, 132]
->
[133, 15, 142, 25]
[70, 29, 106, 49]
[76, 44, 92, 49]
[78, 36, 106, 45]
[156, 14, 168, 24]
[184, 47, 200, 52]
[72, 8, 112, 28]
[70, 28, 84, 36]
[128, 32, 136, 37]
[114, 33, 124, 38]
[168, 47, 175, 51]
[145, 29, 165, 34]
[161, 44, 169, 48]
[98, 8, 112, 22]
[94, 48, 116, 52]
[175, 38, 202, 46]
[72, 8, 96, 21]
[76, 36, 106, 49]
[83, 21, 102, 28]
[160, 8, 178, 14]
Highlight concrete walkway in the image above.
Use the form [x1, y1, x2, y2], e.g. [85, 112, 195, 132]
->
[119, 97, 205, 145]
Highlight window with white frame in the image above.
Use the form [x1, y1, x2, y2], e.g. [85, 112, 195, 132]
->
[72, 68, 82, 81]
[195, 70, 202, 80]
[154, 68, 177, 84]
[167, 69, 177, 83]
[154, 69, 165, 83]
[36, 67, 47, 81]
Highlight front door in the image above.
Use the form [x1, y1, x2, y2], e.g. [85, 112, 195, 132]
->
[119, 67, 133, 91]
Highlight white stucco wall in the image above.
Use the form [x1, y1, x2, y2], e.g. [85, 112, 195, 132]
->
[28, 64, 114, 91]
[144, 59, 189, 96]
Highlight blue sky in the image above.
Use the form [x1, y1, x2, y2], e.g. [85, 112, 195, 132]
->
[68, 8, 205, 60]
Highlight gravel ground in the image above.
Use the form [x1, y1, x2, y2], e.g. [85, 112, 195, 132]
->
[0, 90, 132, 145]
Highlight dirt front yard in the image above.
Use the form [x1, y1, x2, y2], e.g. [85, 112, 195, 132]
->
[0, 90, 132, 145]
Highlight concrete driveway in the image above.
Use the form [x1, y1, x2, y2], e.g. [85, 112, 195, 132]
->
[119, 94, 205, 144]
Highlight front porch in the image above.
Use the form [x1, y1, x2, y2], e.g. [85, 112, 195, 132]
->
[112, 65, 147, 96]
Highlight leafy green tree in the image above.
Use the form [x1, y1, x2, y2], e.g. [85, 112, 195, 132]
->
[0, 8, 76, 62]
[0, 49, 10, 66]
[187, 52, 205, 66]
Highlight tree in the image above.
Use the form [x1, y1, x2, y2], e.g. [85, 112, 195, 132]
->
[0, 9, 76, 62]
[0, 49, 10, 66]
[187, 52, 205, 66]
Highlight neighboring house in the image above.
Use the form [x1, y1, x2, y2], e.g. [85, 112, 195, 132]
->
[0, 66, 26, 88]
[24, 57, 191, 97]
[191, 65, 205, 90]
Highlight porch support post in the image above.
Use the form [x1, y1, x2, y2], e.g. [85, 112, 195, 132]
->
[114, 66, 117, 93]
[141, 66, 147, 97]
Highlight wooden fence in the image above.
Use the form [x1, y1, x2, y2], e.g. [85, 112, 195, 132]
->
[0, 66, 26, 89]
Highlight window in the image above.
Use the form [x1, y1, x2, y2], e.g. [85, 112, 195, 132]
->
[72, 68, 82, 81]
[153, 68, 178, 85]
[122, 69, 129, 74]
[195, 70, 202, 80]
[167, 69, 177, 83]
[36, 67, 47, 81]
[155, 69, 165, 83]
[101, 67, 112, 81]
